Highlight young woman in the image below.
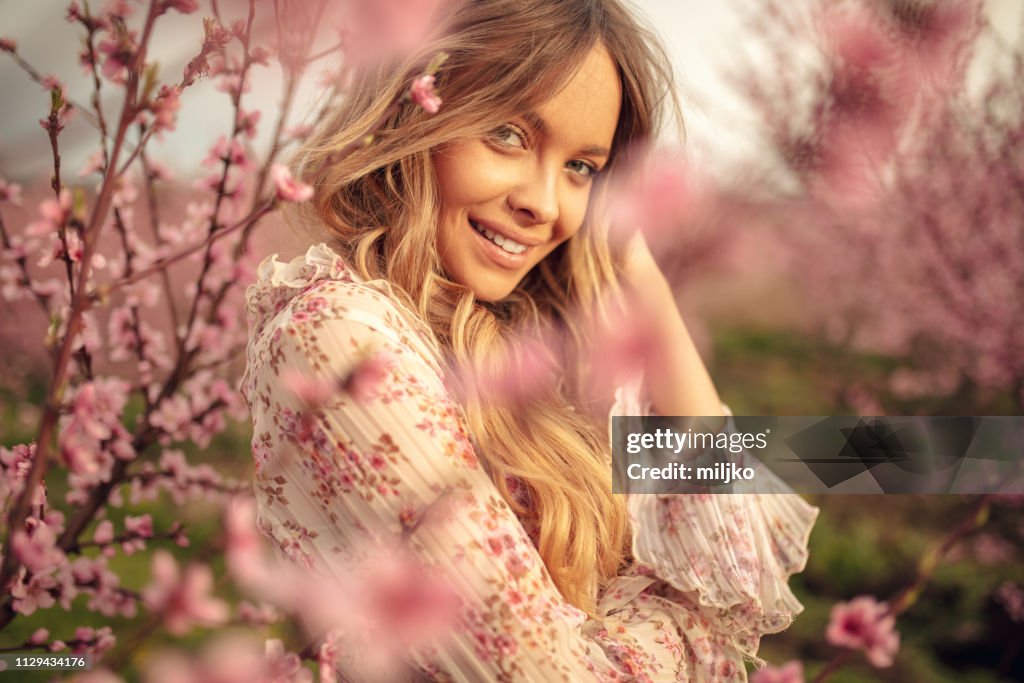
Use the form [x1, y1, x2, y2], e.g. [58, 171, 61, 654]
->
[241, 0, 819, 679]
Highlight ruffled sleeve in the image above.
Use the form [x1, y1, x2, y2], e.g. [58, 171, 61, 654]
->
[605, 378, 820, 676]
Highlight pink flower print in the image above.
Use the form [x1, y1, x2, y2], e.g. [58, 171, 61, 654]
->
[410, 74, 442, 114]
[142, 550, 229, 635]
[826, 595, 900, 667]
[751, 660, 804, 683]
[271, 164, 314, 203]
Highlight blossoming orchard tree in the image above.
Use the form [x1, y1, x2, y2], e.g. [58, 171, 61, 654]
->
[733, 0, 1024, 414]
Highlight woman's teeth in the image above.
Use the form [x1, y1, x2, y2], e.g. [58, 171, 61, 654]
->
[471, 220, 528, 254]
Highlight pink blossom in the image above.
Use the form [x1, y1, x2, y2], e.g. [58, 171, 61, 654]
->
[203, 135, 253, 170]
[29, 628, 50, 645]
[751, 661, 804, 683]
[270, 164, 314, 203]
[26, 189, 72, 236]
[811, 5, 916, 206]
[410, 74, 442, 114]
[0, 37, 16, 52]
[826, 596, 900, 667]
[96, 31, 137, 84]
[265, 639, 312, 683]
[343, 351, 395, 403]
[237, 108, 261, 139]
[11, 572, 57, 615]
[142, 550, 229, 635]
[78, 150, 106, 177]
[606, 148, 706, 254]
[69, 378, 130, 442]
[996, 581, 1024, 623]
[340, 0, 449, 66]
[149, 85, 181, 133]
[11, 523, 66, 573]
[93, 519, 115, 545]
[0, 177, 22, 204]
[41, 74, 64, 92]
[224, 497, 269, 587]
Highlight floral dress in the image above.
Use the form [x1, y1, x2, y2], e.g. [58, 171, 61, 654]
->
[240, 242, 820, 682]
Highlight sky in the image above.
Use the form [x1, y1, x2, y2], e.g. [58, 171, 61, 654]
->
[0, 0, 1021, 184]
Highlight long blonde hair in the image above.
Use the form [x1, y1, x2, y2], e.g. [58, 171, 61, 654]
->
[292, 0, 678, 617]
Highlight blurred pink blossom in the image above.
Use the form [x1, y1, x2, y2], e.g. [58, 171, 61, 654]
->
[340, 0, 451, 66]
[93, 519, 115, 545]
[271, 164, 314, 203]
[11, 522, 66, 573]
[0, 177, 22, 204]
[96, 31, 137, 84]
[0, 37, 16, 52]
[26, 189, 72, 237]
[237, 108, 261, 139]
[11, 572, 58, 615]
[149, 85, 182, 134]
[826, 595, 900, 667]
[751, 660, 804, 683]
[996, 581, 1024, 623]
[282, 370, 337, 409]
[606, 149, 700, 251]
[265, 639, 313, 683]
[343, 351, 395, 403]
[142, 550, 229, 635]
[410, 74, 442, 114]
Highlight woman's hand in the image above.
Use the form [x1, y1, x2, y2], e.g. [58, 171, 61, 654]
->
[618, 232, 725, 418]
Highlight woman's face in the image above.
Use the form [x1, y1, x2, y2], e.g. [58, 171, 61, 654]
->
[433, 44, 622, 301]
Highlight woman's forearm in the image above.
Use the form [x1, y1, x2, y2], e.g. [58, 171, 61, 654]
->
[621, 234, 724, 417]
[640, 275, 724, 417]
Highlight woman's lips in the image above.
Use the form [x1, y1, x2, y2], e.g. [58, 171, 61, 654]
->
[468, 218, 532, 269]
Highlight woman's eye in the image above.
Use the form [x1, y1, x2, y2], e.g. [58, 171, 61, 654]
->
[566, 159, 599, 179]
[490, 125, 526, 149]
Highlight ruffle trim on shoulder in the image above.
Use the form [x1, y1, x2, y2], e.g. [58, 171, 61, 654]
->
[244, 242, 354, 330]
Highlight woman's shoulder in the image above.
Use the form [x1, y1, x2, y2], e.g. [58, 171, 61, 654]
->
[248, 244, 440, 350]
[244, 242, 446, 378]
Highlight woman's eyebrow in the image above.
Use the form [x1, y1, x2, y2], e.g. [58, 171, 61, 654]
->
[523, 111, 611, 159]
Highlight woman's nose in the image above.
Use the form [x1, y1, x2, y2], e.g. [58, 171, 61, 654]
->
[507, 166, 559, 226]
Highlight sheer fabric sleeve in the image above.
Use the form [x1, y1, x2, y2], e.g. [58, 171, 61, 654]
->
[246, 282, 678, 682]
[604, 376, 820, 679]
